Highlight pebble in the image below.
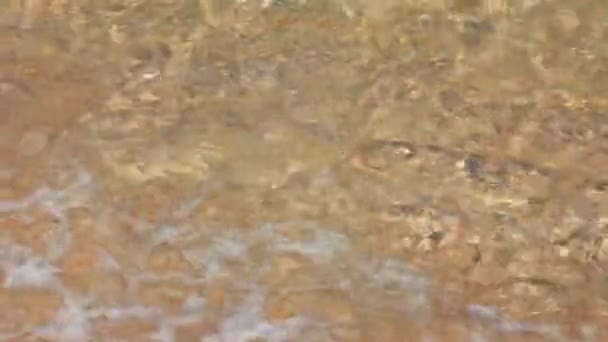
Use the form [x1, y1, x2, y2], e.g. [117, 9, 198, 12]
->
[462, 156, 483, 179]
[17, 127, 50, 157]
[105, 92, 133, 112]
[0, 287, 62, 333]
[145, 243, 194, 274]
[265, 289, 356, 325]
[554, 9, 580, 35]
[136, 279, 202, 313]
[92, 317, 158, 341]
[598, 238, 608, 262]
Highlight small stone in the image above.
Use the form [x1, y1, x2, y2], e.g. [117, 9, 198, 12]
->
[204, 279, 226, 313]
[557, 245, 570, 258]
[499, 79, 522, 92]
[468, 263, 508, 287]
[61, 271, 128, 306]
[136, 279, 202, 313]
[362, 151, 389, 170]
[452, 0, 481, 12]
[60, 239, 101, 273]
[5, 211, 63, 257]
[145, 243, 194, 274]
[92, 317, 157, 341]
[597, 238, 608, 262]
[66, 207, 98, 238]
[0, 287, 62, 333]
[266, 253, 308, 286]
[436, 243, 479, 272]
[439, 90, 464, 112]
[427, 318, 474, 341]
[361, 315, 413, 341]
[265, 289, 356, 325]
[174, 319, 220, 341]
[137, 91, 160, 103]
[106, 92, 133, 112]
[462, 156, 483, 179]
[417, 237, 434, 252]
[570, 193, 597, 221]
[0, 168, 14, 182]
[507, 135, 526, 159]
[0, 186, 16, 200]
[18, 127, 50, 157]
[554, 9, 580, 35]
[418, 14, 433, 30]
[507, 249, 543, 278]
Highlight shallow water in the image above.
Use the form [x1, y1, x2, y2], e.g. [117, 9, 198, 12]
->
[1, 0, 608, 341]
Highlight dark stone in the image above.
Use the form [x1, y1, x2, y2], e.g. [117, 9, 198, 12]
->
[463, 156, 483, 179]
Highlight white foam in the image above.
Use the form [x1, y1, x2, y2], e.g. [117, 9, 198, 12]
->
[467, 304, 562, 339]
[4, 258, 61, 288]
[268, 224, 351, 263]
[36, 303, 92, 342]
[0, 157, 581, 341]
[202, 291, 316, 342]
